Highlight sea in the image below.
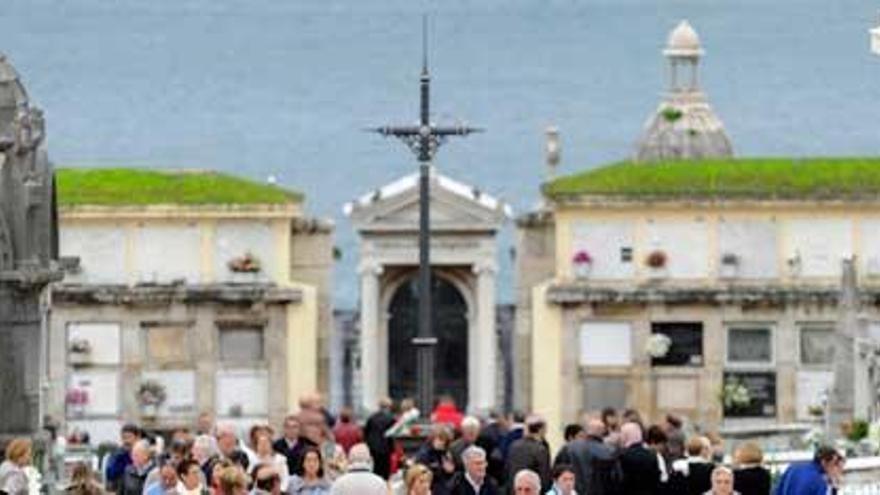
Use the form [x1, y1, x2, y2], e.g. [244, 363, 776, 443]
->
[4, 0, 880, 308]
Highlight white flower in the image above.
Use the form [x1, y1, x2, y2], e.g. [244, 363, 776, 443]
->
[722, 381, 751, 409]
[646, 333, 672, 358]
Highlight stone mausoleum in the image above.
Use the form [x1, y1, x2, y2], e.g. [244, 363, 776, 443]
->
[516, 21, 880, 450]
[48, 169, 332, 443]
[345, 170, 510, 414]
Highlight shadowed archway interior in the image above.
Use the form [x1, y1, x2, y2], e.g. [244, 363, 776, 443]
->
[388, 274, 468, 410]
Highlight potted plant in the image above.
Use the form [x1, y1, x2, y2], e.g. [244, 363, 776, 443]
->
[646, 333, 672, 360]
[68, 338, 92, 366]
[645, 250, 668, 278]
[720, 253, 740, 279]
[228, 252, 261, 274]
[65, 387, 89, 418]
[228, 403, 244, 418]
[137, 379, 167, 418]
[572, 250, 593, 279]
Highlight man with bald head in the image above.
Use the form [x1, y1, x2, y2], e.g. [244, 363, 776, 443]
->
[563, 417, 620, 495]
[619, 422, 661, 495]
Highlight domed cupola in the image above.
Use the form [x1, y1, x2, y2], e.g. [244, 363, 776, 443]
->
[634, 20, 734, 162]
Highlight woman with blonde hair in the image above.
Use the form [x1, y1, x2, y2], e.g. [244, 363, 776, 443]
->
[732, 442, 770, 495]
[405, 463, 433, 495]
[0, 438, 32, 495]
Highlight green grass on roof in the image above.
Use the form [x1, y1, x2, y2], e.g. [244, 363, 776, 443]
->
[56, 168, 302, 206]
[544, 158, 880, 200]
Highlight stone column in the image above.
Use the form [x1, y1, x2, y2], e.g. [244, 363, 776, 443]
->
[473, 263, 497, 413]
[358, 262, 383, 413]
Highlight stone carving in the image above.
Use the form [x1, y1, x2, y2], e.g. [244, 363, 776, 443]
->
[0, 51, 62, 436]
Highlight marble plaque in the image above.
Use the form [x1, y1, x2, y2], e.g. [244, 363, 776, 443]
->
[216, 369, 268, 416]
[67, 323, 120, 365]
[66, 419, 122, 445]
[69, 370, 119, 416]
[145, 326, 188, 363]
[656, 377, 698, 410]
[796, 371, 834, 420]
[582, 377, 627, 412]
[142, 370, 196, 416]
[579, 322, 632, 366]
[800, 326, 835, 366]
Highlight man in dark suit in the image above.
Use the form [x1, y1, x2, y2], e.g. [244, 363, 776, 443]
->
[618, 422, 661, 495]
[448, 446, 499, 495]
[363, 397, 396, 479]
[272, 414, 315, 475]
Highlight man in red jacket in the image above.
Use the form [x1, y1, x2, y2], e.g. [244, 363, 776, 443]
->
[332, 406, 363, 454]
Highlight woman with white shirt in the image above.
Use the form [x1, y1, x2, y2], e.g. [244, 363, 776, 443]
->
[251, 431, 290, 491]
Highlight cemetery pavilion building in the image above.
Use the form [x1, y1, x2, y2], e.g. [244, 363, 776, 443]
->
[516, 21, 880, 449]
[47, 169, 332, 443]
[346, 171, 510, 415]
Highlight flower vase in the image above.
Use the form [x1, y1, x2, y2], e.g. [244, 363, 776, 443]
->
[69, 352, 91, 366]
[720, 264, 738, 279]
[648, 267, 667, 280]
[142, 404, 158, 418]
[70, 404, 86, 418]
[574, 263, 592, 279]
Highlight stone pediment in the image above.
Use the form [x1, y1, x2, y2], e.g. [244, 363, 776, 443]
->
[346, 171, 510, 233]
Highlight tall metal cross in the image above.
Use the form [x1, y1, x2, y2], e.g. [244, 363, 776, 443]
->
[371, 17, 481, 414]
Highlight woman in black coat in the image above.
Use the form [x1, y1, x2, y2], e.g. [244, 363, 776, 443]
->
[732, 442, 771, 495]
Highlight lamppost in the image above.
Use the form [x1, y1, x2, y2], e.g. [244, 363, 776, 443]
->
[370, 18, 481, 415]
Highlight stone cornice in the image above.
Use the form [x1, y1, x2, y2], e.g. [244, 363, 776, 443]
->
[52, 282, 301, 306]
[59, 203, 301, 220]
[545, 282, 880, 306]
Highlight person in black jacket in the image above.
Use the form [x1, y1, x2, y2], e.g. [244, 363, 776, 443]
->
[363, 398, 396, 480]
[504, 415, 551, 494]
[732, 442, 771, 495]
[272, 415, 315, 476]
[618, 422, 661, 495]
[448, 446, 499, 495]
[415, 424, 456, 495]
[669, 436, 715, 495]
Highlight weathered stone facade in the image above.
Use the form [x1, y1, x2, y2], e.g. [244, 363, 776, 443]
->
[345, 171, 509, 414]
[521, 194, 880, 449]
[0, 52, 62, 436]
[49, 181, 332, 442]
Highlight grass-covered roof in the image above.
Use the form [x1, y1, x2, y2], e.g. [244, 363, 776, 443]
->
[56, 168, 302, 206]
[545, 158, 880, 200]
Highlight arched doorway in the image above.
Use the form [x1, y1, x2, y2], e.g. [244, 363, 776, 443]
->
[388, 275, 469, 410]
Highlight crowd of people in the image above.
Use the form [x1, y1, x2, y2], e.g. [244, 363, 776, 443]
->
[0, 394, 849, 495]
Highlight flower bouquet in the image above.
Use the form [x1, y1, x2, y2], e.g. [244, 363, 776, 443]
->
[572, 250, 593, 278]
[137, 379, 167, 417]
[228, 252, 261, 273]
[65, 387, 89, 417]
[721, 379, 751, 412]
[646, 333, 672, 359]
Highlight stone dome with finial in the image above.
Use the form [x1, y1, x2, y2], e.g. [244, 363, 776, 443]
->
[634, 20, 733, 163]
[664, 20, 703, 57]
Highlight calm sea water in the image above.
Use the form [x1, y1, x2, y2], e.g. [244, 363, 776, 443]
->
[4, 0, 880, 307]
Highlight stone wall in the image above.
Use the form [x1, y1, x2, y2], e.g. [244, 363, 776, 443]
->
[48, 290, 294, 442]
[290, 219, 334, 397]
[512, 211, 555, 412]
